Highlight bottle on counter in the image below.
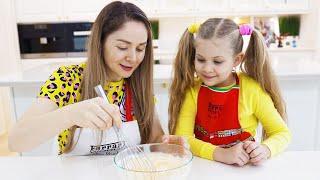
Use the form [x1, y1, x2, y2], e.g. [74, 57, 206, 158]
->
[292, 36, 297, 48]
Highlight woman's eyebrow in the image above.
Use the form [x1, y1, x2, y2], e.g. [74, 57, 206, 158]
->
[116, 39, 147, 45]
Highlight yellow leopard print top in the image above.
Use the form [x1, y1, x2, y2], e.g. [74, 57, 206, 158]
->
[38, 63, 125, 154]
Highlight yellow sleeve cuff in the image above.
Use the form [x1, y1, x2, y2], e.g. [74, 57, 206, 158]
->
[261, 130, 292, 157]
[200, 143, 216, 161]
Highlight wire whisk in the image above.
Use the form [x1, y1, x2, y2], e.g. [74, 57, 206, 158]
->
[94, 85, 156, 177]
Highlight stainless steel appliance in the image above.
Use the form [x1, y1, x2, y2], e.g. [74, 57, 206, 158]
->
[18, 22, 92, 59]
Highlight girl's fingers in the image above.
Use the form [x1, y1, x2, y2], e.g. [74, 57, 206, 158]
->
[236, 156, 246, 166]
[239, 152, 249, 164]
[242, 150, 250, 160]
[243, 141, 252, 149]
[250, 153, 266, 164]
[250, 148, 263, 159]
[252, 157, 267, 166]
[245, 142, 258, 154]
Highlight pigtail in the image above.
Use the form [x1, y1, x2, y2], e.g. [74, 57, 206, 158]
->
[241, 30, 287, 121]
[168, 29, 196, 134]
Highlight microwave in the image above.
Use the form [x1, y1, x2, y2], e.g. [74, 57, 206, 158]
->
[18, 22, 92, 59]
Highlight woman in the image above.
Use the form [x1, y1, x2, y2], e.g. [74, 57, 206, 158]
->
[9, 1, 177, 155]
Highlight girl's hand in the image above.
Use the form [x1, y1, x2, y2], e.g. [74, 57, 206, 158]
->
[162, 135, 189, 148]
[213, 142, 250, 166]
[62, 97, 122, 130]
[243, 141, 271, 165]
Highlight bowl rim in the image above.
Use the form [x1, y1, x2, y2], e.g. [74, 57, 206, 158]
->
[113, 143, 193, 173]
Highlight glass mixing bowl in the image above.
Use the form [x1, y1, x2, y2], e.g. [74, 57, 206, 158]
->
[113, 143, 193, 180]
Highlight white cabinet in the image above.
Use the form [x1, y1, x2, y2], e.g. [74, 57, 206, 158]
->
[194, 0, 229, 13]
[63, 0, 111, 22]
[15, 0, 311, 23]
[265, 0, 310, 11]
[15, 0, 111, 23]
[146, 0, 310, 18]
[15, 0, 63, 23]
[157, 0, 194, 13]
[133, 0, 159, 15]
[280, 79, 320, 151]
[230, 0, 265, 12]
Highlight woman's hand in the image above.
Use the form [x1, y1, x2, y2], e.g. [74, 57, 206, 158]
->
[243, 141, 271, 165]
[162, 135, 189, 148]
[62, 97, 122, 130]
[213, 142, 250, 166]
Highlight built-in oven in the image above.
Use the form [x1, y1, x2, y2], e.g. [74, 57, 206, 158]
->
[65, 23, 92, 57]
[18, 22, 93, 59]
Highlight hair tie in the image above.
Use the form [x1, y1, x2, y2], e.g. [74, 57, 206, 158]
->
[239, 24, 253, 36]
[188, 23, 201, 34]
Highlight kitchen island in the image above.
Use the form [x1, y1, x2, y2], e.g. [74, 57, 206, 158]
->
[0, 151, 319, 180]
[0, 58, 320, 155]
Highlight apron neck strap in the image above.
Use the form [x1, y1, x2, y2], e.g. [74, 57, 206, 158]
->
[125, 81, 134, 121]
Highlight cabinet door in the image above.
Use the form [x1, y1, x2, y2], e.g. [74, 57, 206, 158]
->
[63, 0, 112, 22]
[154, 82, 170, 134]
[280, 79, 319, 151]
[133, 0, 159, 16]
[15, 0, 63, 23]
[265, 0, 310, 11]
[158, 0, 194, 14]
[195, 0, 230, 13]
[230, 0, 265, 12]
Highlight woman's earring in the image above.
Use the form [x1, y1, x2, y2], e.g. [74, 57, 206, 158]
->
[232, 67, 236, 73]
[194, 72, 198, 78]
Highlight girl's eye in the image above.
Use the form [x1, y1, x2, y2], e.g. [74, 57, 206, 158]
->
[214, 61, 223, 64]
[117, 47, 127, 51]
[196, 58, 205, 63]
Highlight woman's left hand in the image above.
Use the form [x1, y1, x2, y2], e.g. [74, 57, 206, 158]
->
[243, 141, 271, 165]
[162, 135, 189, 148]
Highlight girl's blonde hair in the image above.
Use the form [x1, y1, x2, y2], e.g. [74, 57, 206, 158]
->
[169, 18, 286, 134]
[64, 1, 154, 153]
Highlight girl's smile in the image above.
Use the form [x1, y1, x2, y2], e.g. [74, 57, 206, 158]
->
[201, 73, 217, 80]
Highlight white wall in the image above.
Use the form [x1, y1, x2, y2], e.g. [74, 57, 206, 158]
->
[158, 17, 194, 54]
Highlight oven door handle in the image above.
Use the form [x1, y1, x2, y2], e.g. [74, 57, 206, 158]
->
[73, 31, 91, 36]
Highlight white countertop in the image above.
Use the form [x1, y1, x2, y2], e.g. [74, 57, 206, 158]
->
[0, 58, 320, 87]
[0, 61, 173, 87]
[0, 151, 319, 180]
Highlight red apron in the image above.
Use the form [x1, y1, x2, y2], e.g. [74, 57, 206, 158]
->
[194, 75, 254, 148]
[124, 81, 134, 121]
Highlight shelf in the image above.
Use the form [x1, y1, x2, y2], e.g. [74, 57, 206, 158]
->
[268, 48, 316, 52]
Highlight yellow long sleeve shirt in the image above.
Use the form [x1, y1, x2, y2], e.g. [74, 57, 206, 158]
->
[175, 73, 291, 160]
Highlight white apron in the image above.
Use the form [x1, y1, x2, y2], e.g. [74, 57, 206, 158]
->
[59, 120, 140, 156]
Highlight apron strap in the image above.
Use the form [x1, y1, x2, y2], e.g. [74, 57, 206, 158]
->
[125, 81, 134, 121]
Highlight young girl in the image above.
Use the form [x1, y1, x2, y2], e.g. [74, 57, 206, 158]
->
[169, 18, 291, 166]
[9, 1, 178, 155]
